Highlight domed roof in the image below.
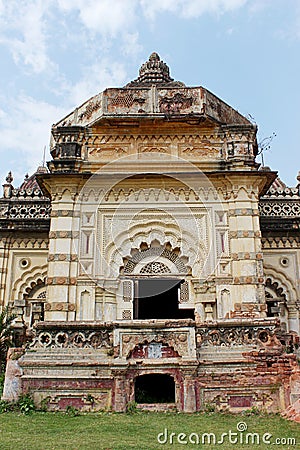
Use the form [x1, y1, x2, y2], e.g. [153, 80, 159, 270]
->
[54, 52, 252, 128]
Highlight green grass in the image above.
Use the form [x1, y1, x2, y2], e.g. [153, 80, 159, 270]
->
[0, 411, 299, 449]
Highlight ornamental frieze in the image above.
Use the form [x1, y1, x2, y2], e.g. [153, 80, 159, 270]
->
[259, 200, 300, 217]
[180, 146, 220, 158]
[0, 202, 51, 220]
[159, 92, 194, 114]
[44, 302, 75, 312]
[139, 146, 169, 153]
[29, 327, 113, 350]
[261, 236, 300, 249]
[119, 330, 193, 358]
[78, 98, 102, 122]
[196, 324, 277, 348]
[88, 146, 128, 158]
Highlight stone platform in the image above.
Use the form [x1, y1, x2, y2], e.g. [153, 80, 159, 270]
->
[3, 318, 299, 414]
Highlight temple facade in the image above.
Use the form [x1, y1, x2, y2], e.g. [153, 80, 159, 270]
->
[1, 53, 299, 412]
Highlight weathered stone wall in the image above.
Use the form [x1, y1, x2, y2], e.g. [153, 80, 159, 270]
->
[3, 319, 296, 413]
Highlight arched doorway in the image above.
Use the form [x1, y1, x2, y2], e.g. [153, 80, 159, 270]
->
[122, 243, 194, 320]
[135, 374, 175, 403]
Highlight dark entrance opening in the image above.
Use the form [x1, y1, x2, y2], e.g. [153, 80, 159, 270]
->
[133, 279, 194, 320]
[135, 374, 175, 403]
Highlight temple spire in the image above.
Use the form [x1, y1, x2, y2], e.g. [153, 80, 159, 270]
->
[126, 52, 185, 87]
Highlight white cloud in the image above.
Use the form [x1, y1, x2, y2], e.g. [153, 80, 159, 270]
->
[57, 0, 138, 36]
[0, 0, 53, 74]
[0, 0, 254, 78]
[248, 0, 273, 14]
[140, 0, 248, 20]
[0, 95, 67, 183]
[0, 57, 127, 185]
[293, 2, 300, 40]
[122, 32, 143, 57]
[66, 59, 127, 106]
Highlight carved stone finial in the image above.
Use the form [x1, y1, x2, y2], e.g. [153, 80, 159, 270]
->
[6, 171, 13, 184]
[149, 52, 160, 62]
[36, 165, 48, 174]
[126, 52, 185, 87]
[3, 171, 13, 198]
[137, 52, 173, 84]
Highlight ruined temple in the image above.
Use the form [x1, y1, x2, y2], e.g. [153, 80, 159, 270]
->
[1, 53, 299, 413]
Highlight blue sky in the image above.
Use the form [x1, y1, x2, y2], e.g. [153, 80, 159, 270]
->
[0, 0, 299, 187]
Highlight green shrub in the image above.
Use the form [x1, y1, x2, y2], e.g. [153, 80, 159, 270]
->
[203, 402, 216, 414]
[0, 399, 14, 413]
[17, 394, 36, 415]
[126, 401, 138, 413]
[242, 406, 262, 416]
[65, 405, 80, 417]
[40, 397, 50, 412]
[0, 372, 5, 396]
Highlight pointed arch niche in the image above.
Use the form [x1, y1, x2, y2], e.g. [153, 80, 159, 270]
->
[23, 277, 47, 327]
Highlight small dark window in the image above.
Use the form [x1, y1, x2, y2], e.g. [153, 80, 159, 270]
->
[133, 279, 194, 320]
[135, 374, 175, 403]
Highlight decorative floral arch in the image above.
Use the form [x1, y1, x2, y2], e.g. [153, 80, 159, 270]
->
[122, 242, 190, 275]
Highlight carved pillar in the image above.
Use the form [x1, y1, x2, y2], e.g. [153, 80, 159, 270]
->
[192, 280, 216, 321]
[44, 180, 81, 321]
[12, 299, 26, 345]
[183, 371, 197, 413]
[95, 287, 104, 320]
[113, 371, 127, 412]
[227, 176, 265, 316]
[0, 236, 10, 308]
[288, 304, 300, 334]
[101, 280, 119, 322]
[103, 290, 117, 322]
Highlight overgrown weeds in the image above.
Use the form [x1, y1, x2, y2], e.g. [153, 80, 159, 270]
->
[0, 393, 36, 415]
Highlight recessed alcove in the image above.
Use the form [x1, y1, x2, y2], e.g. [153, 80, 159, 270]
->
[133, 278, 194, 320]
[135, 374, 175, 403]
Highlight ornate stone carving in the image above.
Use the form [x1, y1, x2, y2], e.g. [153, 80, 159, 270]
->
[124, 246, 188, 274]
[196, 323, 278, 348]
[0, 202, 51, 220]
[122, 310, 132, 320]
[140, 261, 171, 274]
[119, 329, 193, 358]
[129, 342, 180, 359]
[259, 200, 300, 217]
[78, 99, 102, 121]
[109, 93, 145, 108]
[126, 52, 184, 87]
[89, 147, 128, 158]
[139, 146, 168, 153]
[122, 280, 133, 302]
[261, 236, 300, 249]
[29, 325, 113, 349]
[159, 92, 193, 114]
[180, 281, 189, 303]
[181, 146, 219, 158]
